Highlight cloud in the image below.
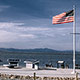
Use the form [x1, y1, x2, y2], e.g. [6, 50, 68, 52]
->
[0, 30, 36, 43]
[0, 30, 18, 42]
[0, 22, 24, 28]
[0, 5, 10, 12]
[19, 34, 36, 38]
[17, 27, 50, 31]
[0, 0, 80, 50]
[0, 21, 79, 50]
[0, 22, 37, 42]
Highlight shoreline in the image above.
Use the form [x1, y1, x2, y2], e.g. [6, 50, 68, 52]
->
[0, 67, 80, 77]
[0, 67, 80, 80]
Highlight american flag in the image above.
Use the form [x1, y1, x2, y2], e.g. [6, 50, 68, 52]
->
[52, 10, 74, 24]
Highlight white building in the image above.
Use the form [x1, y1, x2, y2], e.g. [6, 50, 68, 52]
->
[7, 58, 20, 68]
[24, 60, 39, 70]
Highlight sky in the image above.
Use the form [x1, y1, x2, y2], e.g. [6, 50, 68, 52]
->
[0, 0, 80, 51]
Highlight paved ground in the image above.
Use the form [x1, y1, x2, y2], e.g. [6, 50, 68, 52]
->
[0, 67, 80, 77]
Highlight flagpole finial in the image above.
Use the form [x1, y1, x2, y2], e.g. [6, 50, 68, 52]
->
[73, 5, 76, 9]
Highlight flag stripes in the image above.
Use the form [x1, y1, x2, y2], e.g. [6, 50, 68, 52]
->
[52, 10, 74, 24]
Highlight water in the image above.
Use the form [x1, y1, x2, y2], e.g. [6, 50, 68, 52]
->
[0, 52, 80, 68]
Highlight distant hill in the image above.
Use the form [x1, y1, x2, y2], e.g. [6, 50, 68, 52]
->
[0, 48, 57, 53]
[0, 48, 79, 54]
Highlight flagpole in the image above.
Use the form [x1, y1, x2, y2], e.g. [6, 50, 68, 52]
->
[72, 5, 76, 74]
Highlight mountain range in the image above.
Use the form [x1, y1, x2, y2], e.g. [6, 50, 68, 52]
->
[0, 48, 79, 54]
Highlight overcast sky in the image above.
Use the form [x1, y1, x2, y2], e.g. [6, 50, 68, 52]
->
[0, 0, 80, 51]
